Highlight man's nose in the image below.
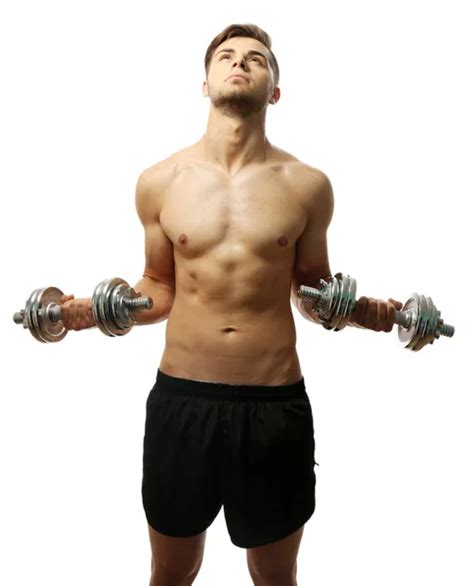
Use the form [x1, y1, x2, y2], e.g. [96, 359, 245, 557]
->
[232, 58, 248, 71]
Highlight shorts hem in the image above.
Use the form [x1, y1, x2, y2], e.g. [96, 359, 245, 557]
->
[144, 503, 222, 539]
[228, 501, 316, 549]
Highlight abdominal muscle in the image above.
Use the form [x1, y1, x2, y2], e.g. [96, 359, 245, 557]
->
[159, 295, 303, 386]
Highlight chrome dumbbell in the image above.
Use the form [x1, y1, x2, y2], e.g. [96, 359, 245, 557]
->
[297, 273, 455, 351]
[13, 277, 153, 343]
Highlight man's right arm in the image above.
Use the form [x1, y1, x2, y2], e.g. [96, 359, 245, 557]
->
[132, 162, 177, 326]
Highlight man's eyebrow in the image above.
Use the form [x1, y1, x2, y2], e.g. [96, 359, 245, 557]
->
[215, 48, 268, 62]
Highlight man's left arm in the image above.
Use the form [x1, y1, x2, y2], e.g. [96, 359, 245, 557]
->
[290, 169, 403, 332]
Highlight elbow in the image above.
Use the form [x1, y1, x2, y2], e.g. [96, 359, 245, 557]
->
[133, 283, 175, 325]
[154, 290, 175, 323]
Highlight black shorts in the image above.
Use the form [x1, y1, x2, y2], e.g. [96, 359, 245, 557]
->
[141, 368, 318, 549]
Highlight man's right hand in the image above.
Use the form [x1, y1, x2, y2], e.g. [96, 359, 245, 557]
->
[59, 294, 96, 331]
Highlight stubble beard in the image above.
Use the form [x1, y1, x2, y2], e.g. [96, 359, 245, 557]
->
[210, 84, 268, 119]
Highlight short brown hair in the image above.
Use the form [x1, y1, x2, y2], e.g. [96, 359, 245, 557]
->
[204, 23, 280, 88]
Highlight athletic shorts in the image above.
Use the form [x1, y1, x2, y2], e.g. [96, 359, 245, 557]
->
[141, 368, 318, 549]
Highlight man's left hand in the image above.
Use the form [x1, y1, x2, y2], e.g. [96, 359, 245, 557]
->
[350, 297, 404, 332]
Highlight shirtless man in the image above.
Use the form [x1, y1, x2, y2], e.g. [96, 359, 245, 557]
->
[60, 24, 402, 586]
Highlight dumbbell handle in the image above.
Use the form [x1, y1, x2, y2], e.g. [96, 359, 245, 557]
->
[394, 309, 412, 329]
[13, 296, 153, 326]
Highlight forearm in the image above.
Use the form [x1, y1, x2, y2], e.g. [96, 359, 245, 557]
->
[131, 276, 175, 325]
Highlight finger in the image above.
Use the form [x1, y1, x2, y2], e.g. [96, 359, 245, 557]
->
[81, 305, 91, 326]
[87, 305, 95, 325]
[356, 296, 368, 314]
[352, 296, 368, 325]
[366, 298, 378, 329]
[381, 300, 389, 332]
[385, 300, 396, 332]
[388, 297, 403, 310]
[372, 299, 384, 332]
[60, 295, 75, 304]
[71, 305, 79, 330]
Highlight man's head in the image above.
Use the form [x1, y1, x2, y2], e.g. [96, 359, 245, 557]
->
[203, 23, 281, 118]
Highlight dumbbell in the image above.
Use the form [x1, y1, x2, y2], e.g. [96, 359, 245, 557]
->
[297, 273, 455, 351]
[13, 277, 153, 343]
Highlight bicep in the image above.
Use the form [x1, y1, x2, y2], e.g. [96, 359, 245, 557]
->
[135, 165, 176, 293]
[291, 171, 334, 301]
[141, 221, 175, 292]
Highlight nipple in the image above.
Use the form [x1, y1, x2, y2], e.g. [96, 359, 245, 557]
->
[178, 233, 188, 245]
[277, 235, 288, 246]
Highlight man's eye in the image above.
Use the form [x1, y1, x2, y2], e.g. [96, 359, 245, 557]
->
[219, 54, 262, 64]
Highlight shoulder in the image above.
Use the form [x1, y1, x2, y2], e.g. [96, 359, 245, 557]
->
[136, 156, 179, 191]
[282, 159, 333, 215]
[285, 159, 331, 192]
[269, 144, 330, 190]
[135, 143, 205, 221]
[135, 158, 178, 224]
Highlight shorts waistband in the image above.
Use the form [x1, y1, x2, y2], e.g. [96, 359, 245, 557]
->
[155, 368, 307, 401]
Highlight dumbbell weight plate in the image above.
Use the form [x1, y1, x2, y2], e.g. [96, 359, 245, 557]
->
[333, 273, 357, 331]
[93, 278, 118, 337]
[92, 278, 135, 337]
[317, 281, 334, 330]
[92, 279, 107, 335]
[319, 276, 341, 329]
[398, 293, 433, 351]
[325, 274, 342, 329]
[319, 273, 357, 331]
[413, 295, 431, 351]
[26, 287, 67, 343]
[109, 281, 136, 334]
[101, 279, 122, 336]
[413, 295, 438, 351]
[398, 295, 420, 350]
[412, 294, 428, 351]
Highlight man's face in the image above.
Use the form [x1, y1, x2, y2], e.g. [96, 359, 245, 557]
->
[203, 37, 280, 118]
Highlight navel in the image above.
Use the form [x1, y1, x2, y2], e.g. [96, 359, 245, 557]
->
[277, 235, 288, 246]
[222, 327, 237, 333]
[178, 233, 188, 245]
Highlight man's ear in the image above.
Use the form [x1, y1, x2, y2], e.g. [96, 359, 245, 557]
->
[270, 86, 281, 104]
[202, 80, 208, 97]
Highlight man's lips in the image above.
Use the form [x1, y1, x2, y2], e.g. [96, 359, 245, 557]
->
[227, 74, 248, 81]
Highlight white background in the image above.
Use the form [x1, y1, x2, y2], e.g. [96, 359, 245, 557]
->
[1, 1, 472, 584]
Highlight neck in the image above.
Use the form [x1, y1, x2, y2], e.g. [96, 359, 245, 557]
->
[198, 106, 270, 176]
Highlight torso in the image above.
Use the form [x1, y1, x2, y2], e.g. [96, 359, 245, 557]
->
[157, 142, 318, 385]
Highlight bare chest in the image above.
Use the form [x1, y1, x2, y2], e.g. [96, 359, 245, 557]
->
[159, 163, 307, 262]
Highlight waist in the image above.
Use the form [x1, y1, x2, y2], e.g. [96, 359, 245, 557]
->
[165, 299, 297, 352]
[160, 301, 301, 385]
